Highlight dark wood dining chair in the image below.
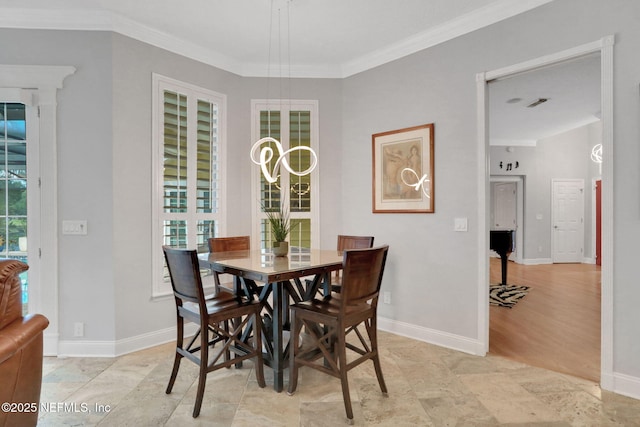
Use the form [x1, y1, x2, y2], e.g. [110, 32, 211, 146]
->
[329, 235, 374, 293]
[208, 235, 251, 252]
[163, 246, 265, 418]
[208, 236, 262, 298]
[305, 235, 374, 297]
[288, 245, 389, 424]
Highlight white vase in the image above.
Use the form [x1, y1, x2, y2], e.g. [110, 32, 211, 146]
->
[272, 241, 288, 257]
[19, 237, 27, 252]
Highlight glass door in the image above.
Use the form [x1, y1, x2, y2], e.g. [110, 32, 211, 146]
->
[0, 102, 28, 313]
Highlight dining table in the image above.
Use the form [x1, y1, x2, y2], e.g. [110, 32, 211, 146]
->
[198, 248, 344, 392]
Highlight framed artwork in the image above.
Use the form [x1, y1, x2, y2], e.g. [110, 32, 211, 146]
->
[372, 123, 434, 213]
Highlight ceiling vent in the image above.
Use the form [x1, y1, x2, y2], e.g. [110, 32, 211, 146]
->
[526, 98, 549, 108]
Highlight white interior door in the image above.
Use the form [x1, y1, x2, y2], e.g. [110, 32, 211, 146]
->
[493, 182, 516, 230]
[552, 179, 584, 263]
[492, 181, 517, 260]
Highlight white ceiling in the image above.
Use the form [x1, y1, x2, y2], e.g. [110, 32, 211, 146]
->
[489, 53, 601, 145]
[0, 0, 552, 78]
[0, 0, 600, 143]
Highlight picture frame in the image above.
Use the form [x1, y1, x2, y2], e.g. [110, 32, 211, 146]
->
[372, 123, 434, 213]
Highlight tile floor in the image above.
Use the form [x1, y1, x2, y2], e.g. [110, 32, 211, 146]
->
[38, 331, 640, 426]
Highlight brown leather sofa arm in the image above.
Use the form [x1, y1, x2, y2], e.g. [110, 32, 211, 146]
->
[0, 259, 29, 330]
[0, 314, 49, 364]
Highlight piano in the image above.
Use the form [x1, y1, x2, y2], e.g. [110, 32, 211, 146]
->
[490, 230, 515, 286]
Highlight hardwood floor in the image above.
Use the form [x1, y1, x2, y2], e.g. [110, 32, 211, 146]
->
[489, 257, 601, 382]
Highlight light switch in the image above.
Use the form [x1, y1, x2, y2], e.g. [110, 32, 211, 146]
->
[454, 217, 468, 232]
[62, 220, 88, 235]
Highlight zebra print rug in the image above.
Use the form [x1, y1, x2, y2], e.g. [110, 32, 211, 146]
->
[490, 284, 530, 308]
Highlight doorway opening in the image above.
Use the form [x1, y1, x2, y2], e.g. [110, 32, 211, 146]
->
[478, 37, 613, 384]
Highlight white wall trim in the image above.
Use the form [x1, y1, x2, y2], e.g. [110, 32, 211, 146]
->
[1, 64, 76, 357]
[0, 1, 553, 78]
[477, 35, 615, 391]
[476, 71, 490, 355]
[342, 0, 553, 78]
[606, 372, 640, 401]
[57, 324, 198, 358]
[599, 35, 615, 392]
[521, 257, 553, 266]
[485, 37, 610, 82]
[378, 317, 485, 356]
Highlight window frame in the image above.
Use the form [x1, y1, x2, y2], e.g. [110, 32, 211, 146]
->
[152, 74, 227, 297]
[250, 99, 320, 250]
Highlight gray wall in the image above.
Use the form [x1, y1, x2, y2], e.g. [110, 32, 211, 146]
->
[341, 0, 640, 380]
[0, 29, 117, 341]
[1, 0, 640, 387]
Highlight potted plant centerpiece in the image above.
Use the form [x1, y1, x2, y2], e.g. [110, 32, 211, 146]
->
[264, 201, 296, 256]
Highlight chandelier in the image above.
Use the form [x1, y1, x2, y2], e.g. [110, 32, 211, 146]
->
[250, 0, 318, 183]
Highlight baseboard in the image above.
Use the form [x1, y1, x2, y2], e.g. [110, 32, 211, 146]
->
[521, 257, 553, 265]
[377, 316, 485, 356]
[500, 258, 601, 266]
[602, 371, 640, 401]
[52, 315, 640, 402]
[56, 324, 198, 357]
[43, 331, 59, 357]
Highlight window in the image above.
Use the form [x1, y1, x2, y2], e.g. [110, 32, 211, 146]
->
[251, 100, 319, 250]
[152, 75, 226, 296]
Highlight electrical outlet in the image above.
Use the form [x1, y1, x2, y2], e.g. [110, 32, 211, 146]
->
[74, 322, 84, 337]
[383, 292, 391, 304]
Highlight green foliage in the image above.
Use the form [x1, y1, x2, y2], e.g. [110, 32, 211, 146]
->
[263, 201, 298, 242]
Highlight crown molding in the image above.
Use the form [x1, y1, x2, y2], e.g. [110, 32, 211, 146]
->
[341, 0, 554, 77]
[0, 0, 553, 79]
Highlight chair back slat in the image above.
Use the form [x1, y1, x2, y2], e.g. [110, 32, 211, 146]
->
[208, 236, 251, 253]
[333, 235, 375, 284]
[337, 235, 374, 251]
[339, 245, 388, 305]
[163, 246, 205, 303]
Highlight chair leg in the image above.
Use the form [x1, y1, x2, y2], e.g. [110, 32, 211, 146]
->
[368, 319, 388, 395]
[287, 310, 302, 395]
[337, 330, 354, 424]
[166, 353, 181, 394]
[192, 326, 209, 418]
[166, 316, 184, 394]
